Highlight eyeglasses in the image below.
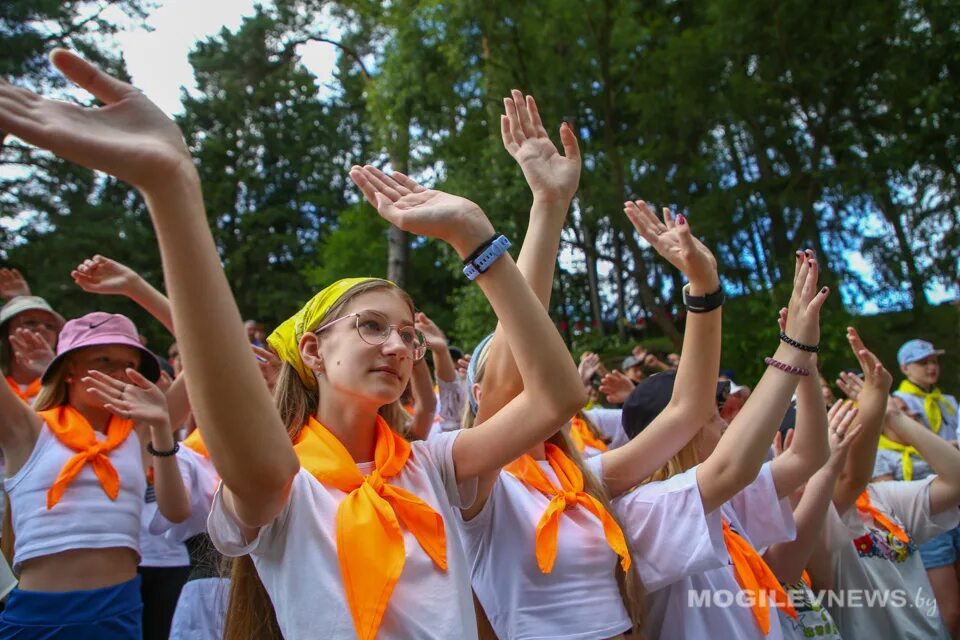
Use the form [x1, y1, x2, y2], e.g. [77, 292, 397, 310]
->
[314, 311, 427, 361]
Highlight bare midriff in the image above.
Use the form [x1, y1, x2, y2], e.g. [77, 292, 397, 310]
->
[17, 547, 138, 591]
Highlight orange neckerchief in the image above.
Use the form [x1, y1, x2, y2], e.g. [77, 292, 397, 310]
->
[801, 570, 812, 588]
[504, 443, 630, 574]
[6, 376, 40, 404]
[294, 416, 446, 640]
[39, 405, 135, 510]
[182, 428, 210, 459]
[569, 416, 608, 454]
[722, 520, 798, 634]
[856, 490, 909, 544]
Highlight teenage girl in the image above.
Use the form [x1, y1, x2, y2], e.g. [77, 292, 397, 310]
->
[0, 50, 587, 640]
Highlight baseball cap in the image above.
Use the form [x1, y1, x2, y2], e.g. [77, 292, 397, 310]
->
[897, 339, 945, 367]
[41, 312, 160, 383]
[622, 355, 642, 370]
[623, 370, 735, 439]
[0, 296, 65, 329]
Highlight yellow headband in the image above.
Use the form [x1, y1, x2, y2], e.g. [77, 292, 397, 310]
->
[267, 277, 395, 389]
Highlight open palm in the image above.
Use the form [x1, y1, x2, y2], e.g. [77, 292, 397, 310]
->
[349, 165, 493, 253]
[502, 91, 580, 202]
[71, 255, 137, 295]
[0, 50, 191, 193]
[624, 200, 717, 285]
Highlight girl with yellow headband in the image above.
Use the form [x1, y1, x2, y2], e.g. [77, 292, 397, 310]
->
[0, 51, 587, 640]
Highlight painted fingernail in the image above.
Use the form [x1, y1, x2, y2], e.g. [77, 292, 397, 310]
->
[677, 214, 686, 225]
[821, 287, 828, 293]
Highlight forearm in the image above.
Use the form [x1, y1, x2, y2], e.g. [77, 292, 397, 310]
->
[408, 360, 437, 440]
[165, 373, 191, 431]
[765, 461, 841, 583]
[475, 200, 568, 424]
[431, 344, 457, 383]
[835, 391, 886, 511]
[667, 271, 722, 423]
[774, 373, 830, 497]
[699, 345, 811, 510]
[148, 422, 191, 523]
[892, 412, 960, 489]
[126, 276, 175, 336]
[141, 170, 298, 507]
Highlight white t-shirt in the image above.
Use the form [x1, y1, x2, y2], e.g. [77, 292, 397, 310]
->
[150, 446, 219, 543]
[641, 461, 797, 640]
[594, 460, 727, 593]
[457, 460, 633, 640]
[823, 476, 959, 640]
[580, 408, 628, 458]
[778, 581, 841, 640]
[208, 430, 479, 640]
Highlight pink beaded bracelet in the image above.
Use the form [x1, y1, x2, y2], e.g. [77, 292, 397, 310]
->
[764, 356, 810, 377]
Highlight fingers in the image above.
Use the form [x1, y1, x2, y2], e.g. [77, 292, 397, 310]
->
[125, 368, 152, 389]
[349, 166, 380, 208]
[773, 431, 783, 456]
[662, 207, 675, 230]
[500, 115, 518, 153]
[800, 252, 819, 301]
[361, 166, 404, 200]
[50, 49, 135, 105]
[778, 307, 788, 332]
[525, 94, 547, 137]
[559, 121, 580, 160]
[783, 428, 795, 451]
[510, 89, 536, 139]
[251, 344, 279, 363]
[624, 200, 665, 243]
[390, 171, 425, 193]
[839, 423, 864, 450]
[503, 95, 526, 143]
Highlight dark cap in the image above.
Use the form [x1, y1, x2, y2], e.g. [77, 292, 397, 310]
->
[622, 370, 677, 439]
[622, 369, 731, 439]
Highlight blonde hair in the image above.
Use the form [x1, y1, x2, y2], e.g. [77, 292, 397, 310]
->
[224, 279, 416, 640]
[643, 438, 703, 485]
[462, 340, 646, 632]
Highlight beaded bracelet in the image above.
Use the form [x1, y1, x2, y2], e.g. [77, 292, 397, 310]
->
[764, 356, 810, 377]
[779, 331, 818, 353]
[147, 441, 180, 457]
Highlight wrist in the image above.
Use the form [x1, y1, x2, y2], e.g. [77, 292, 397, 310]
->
[449, 216, 496, 260]
[772, 343, 814, 368]
[686, 275, 721, 297]
[531, 191, 574, 207]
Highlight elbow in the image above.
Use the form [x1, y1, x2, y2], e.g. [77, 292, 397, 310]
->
[164, 503, 192, 524]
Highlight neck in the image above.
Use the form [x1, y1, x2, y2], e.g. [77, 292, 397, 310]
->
[907, 379, 934, 392]
[316, 390, 380, 462]
[525, 441, 547, 460]
[8, 360, 37, 385]
[68, 400, 114, 433]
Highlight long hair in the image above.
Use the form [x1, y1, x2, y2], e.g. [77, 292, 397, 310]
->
[2, 356, 71, 565]
[461, 342, 646, 632]
[642, 438, 703, 485]
[224, 280, 416, 640]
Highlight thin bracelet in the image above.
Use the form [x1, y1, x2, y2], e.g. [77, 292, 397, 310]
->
[779, 331, 818, 353]
[147, 441, 180, 457]
[764, 356, 810, 377]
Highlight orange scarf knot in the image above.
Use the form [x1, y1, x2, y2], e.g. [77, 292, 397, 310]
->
[722, 520, 798, 634]
[569, 415, 608, 454]
[504, 443, 631, 574]
[39, 405, 135, 510]
[856, 490, 910, 544]
[6, 376, 41, 404]
[294, 415, 447, 640]
[182, 428, 210, 459]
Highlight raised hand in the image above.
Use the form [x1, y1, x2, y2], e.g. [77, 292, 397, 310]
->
[772, 428, 795, 459]
[348, 165, 494, 257]
[0, 268, 31, 300]
[501, 90, 580, 203]
[8, 328, 55, 379]
[0, 50, 192, 193]
[826, 400, 862, 468]
[845, 327, 892, 396]
[624, 200, 718, 291]
[578, 351, 603, 385]
[414, 312, 448, 351]
[780, 250, 830, 349]
[456, 353, 472, 380]
[252, 345, 281, 392]
[71, 255, 140, 296]
[83, 369, 170, 429]
[599, 370, 635, 404]
[835, 371, 865, 402]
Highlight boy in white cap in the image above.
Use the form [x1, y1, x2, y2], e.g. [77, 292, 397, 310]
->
[892, 338, 959, 637]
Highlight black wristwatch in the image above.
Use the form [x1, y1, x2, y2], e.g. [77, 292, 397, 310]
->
[682, 283, 724, 313]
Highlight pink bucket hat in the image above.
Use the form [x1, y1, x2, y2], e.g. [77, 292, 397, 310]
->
[41, 312, 160, 383]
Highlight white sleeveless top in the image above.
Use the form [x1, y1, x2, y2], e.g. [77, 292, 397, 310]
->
[4, 422, 145, 573]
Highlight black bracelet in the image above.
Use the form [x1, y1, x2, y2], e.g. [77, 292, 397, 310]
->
[682, 283, 725, 314]
[462, 233, 502, 265]
[779, 331, 819, 353]
[147, 441, 180, 457]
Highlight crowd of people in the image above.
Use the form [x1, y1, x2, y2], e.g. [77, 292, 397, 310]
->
[0, 49, 956, 640]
